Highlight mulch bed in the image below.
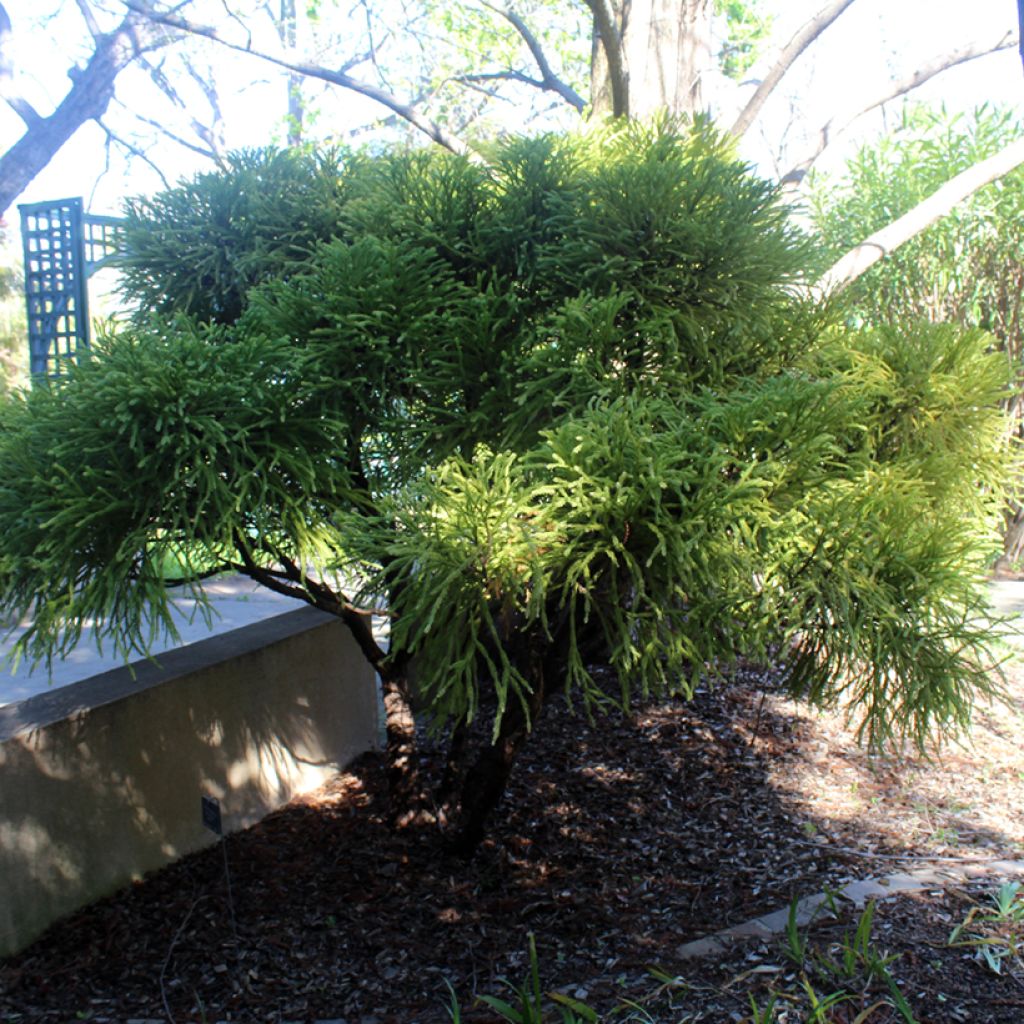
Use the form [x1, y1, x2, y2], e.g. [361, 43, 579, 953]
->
[1, 662, 1022, 1022]
[680, 879, 1024, 1023]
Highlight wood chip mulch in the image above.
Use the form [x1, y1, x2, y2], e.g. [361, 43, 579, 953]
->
[2, 661, 1023, 1023]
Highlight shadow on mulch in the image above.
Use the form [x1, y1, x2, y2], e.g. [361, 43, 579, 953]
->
[1, 664, 1021, 1022]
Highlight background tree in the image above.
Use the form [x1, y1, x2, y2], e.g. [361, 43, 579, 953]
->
[0, 1, 171, 213]
[1, 1, 1019, 218]
[0, 221, 25, 393]
[0, 121, 1015, 853]
[810, 104, 1024, 565]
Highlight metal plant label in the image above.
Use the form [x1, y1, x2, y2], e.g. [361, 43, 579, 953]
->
[201, 795, 223, 836]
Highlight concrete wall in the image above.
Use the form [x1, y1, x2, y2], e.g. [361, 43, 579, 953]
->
[0, 607, 379, 957]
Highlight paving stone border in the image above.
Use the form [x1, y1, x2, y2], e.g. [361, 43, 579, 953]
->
[676, 857, 1024, 959]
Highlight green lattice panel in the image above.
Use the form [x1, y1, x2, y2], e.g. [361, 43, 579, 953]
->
[20, 198, 90, 380]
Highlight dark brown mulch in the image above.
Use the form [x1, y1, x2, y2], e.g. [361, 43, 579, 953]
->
[681, 879, 1024, 1024]
[1, 663, 1022, 1023]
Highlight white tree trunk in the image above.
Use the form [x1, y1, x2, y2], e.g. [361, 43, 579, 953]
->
[818, 137, 1024, 295]
[591, 0, 711, 118]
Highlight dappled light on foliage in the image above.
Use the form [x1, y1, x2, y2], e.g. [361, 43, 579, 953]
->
[0, 115, 1017, 851]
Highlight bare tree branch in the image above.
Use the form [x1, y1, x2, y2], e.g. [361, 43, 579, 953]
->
[74, 0, 103, 40]
[135, 52, 227, 166]
[454, 71, 524, 97]
[782, 32, 1020, 184]
[730, 0, 857, 138]
[217, 0, 253, 49]
[585, 0, 627, 117]
[126, 1, 471, 155]
[455, 65, 583, 111]
[0, 9, 166, 215]
[818, 136, 1024, 295]
[480, 1, 585, 112]
[182, 55, 227, 161]
[357, 0, 398, 96]
[98, 115, 172, 188]
[0, 2, 42, 127]
[128, 105, 222, 162]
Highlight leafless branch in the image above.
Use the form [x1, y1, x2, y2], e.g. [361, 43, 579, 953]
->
[233, 536, 388, 667]
[458, 69, 539, 87]
[137, 52, 227, 165]
[184, 55, 220, 112]
[818, 136, 1024, 294]
[126, 1, 471, 155]
[127, 105, 220, 162]
[0, 2, 42, 126]
[454, 67, 570, 108]
[217, 0, 253, 48]
[74, 0, 103, 40]
[782, 32, 1020, 183]
[183, 56, 227, 160]
[455, 75, 517, 104]
[480, 1, 585, 112]
[584, 0, 627, 117]
[139, 54, 184, 109]
[0, 8, 166, 214]
[358, 0, 396, 93]
[98, 115, 172, 188]
[730, 0, 857, 138]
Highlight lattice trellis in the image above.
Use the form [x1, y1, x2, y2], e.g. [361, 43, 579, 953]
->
[19, 198, 126, 382]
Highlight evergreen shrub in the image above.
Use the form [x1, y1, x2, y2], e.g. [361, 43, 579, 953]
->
[0, 117, 1016, 843]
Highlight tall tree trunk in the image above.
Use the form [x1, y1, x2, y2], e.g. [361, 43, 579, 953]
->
[591, 0, 711, 119]
[278, 0, 305, 146]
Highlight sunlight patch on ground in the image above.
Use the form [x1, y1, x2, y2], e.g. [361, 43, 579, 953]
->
[747, 667, 1024, 860]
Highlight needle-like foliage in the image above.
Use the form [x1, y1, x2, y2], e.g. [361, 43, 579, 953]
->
[0, 116, 1016, 847]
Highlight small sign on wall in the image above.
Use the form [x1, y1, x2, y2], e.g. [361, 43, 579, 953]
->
[201, 795, 223, 836]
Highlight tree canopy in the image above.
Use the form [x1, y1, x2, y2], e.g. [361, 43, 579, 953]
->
[0, 118, 1015, 851]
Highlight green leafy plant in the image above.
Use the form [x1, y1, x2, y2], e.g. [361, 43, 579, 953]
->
[948, 881, 1024, 976]
[444, 978, 464, 1023]
[809, 103, 1024, 565]
[472, 935, 598, 1023]
[783, 895, 810, 966]
[746, 991, 780, 1023]
[779, 897, 919, 1024]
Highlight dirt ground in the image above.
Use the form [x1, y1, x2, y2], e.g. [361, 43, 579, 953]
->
[2, 658, 1023, 1023]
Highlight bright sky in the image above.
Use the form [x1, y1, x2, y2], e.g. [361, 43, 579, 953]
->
[2, 0, 1021, 217]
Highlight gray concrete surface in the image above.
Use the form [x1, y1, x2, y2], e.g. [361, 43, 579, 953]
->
[0, 575, 308, 707]
[677, 858, 1024, 959]
[0, 606, 379, 957]
[4, 577, 1019, 708]
[989, 579, 1024, 616]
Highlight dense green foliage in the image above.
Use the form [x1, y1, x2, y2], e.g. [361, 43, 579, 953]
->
[714, 0, 773, 79]
[0, 226, 26, 395]
[810, 104, 1024, 564]
[810, 105, 1024, 356]
[118, 148, 350, 324]
[0, 117, 1015, 757]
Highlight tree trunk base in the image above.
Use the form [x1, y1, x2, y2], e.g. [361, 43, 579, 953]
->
[381, 674, 425, 827]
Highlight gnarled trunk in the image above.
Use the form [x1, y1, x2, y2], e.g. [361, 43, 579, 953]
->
[445, 677, 546, 859]
[380, 670, 424, 825]
[0, 8, 164, 216]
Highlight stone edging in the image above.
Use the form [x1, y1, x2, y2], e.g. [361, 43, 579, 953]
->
[677, 857, 1024, 959]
